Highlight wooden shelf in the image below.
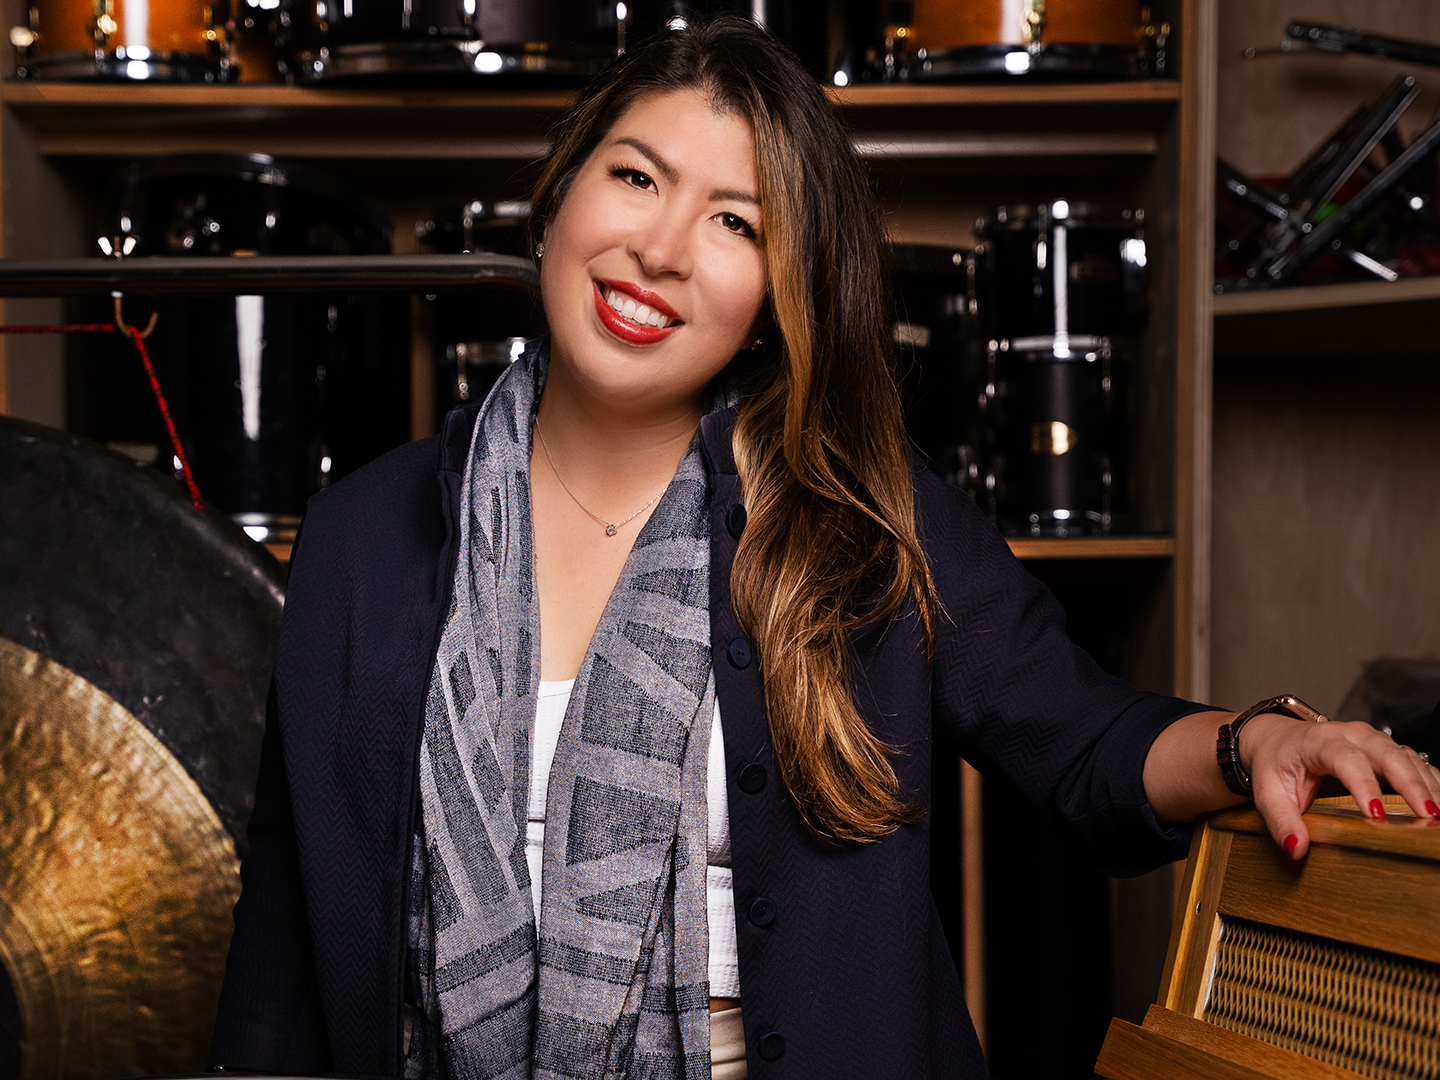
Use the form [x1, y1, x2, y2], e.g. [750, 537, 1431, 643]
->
[1212, 276, 1440, 359]
[831, 80, 1180, 108]
[263, 534, 1175, 565]
[1212, 275, 1440, 317]
[0, 76, 1178, 161]
[0, 77, 1178, 110]
[1006, 536, 1176, 560]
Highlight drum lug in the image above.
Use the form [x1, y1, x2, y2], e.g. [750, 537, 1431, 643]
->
[1020, 0, 1046, 46]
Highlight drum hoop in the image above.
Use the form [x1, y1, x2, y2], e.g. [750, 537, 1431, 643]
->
[20, 50, 231, 82]
[297, 39, 611, 82]
[1001, 335, 1112, 358]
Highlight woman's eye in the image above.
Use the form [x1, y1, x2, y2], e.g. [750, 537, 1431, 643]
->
[612, 167, 655, 191]
[718, 212, 757, 239]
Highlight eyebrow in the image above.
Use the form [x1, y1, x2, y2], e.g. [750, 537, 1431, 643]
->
[613, 136, 761, 206]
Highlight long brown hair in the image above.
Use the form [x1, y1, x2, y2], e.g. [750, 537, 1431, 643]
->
[530, 15, 933, 843]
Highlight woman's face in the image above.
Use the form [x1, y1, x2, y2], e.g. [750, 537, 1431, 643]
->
[540, 87, 768, 420]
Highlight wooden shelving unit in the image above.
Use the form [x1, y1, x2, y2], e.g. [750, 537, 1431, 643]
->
[0, 9, 1205, 1079]
[1200, 0, 1440, 724]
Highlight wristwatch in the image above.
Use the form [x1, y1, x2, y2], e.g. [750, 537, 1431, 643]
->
[1216, 694, 1328, 797]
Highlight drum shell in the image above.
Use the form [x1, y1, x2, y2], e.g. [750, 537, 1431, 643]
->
[23, 0, 224, 78]
[986, 343, 1124, 535]
[417, 200, 543, 429]
[977, 204, 1146, 341]
[70, 156, 410, 523]
[889, 244, 986, 497]
[309, 0, 613, 48]
[909, 0, 1142, 53]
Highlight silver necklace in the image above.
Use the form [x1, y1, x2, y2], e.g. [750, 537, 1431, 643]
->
[534, 418, 663, 536]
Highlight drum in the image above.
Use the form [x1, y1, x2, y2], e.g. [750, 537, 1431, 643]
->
[11, 0, 232, 81]
[982, 335, 1124, 536]
[975, 200, 1147, 343]
[888, 244, 986, 500]
[0, 414, 283, 1078]
[289, 0, 617, 81]
[859, 0, 1154, 82]
[71, 154, 410, 546]
[416, 199, 544, 431]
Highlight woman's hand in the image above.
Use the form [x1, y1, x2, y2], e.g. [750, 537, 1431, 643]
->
[1241, 713, 1440, 858]
[1143, 709, 1440, 858]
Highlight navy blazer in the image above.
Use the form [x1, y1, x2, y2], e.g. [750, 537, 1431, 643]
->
[209, 400, 1201, 1079]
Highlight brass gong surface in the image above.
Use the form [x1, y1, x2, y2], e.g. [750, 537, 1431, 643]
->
[0, 636, 240, 1080]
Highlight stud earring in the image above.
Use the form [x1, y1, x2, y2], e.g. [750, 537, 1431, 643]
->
[749, 338, 763, 350]
[534, 242, 546, 259]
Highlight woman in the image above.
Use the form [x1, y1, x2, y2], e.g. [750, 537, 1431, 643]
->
[209, 15, 1440, 1080]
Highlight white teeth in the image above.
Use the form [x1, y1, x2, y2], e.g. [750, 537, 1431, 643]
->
[601, 285, 676, 328]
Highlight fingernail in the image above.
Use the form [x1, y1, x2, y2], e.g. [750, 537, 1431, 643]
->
[1426, 800, 1440, 818]
[1369, 798, 1386, 820]
[1284, 834, 1298, 858]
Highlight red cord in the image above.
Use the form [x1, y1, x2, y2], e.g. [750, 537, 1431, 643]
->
[0, 321, 205, 513]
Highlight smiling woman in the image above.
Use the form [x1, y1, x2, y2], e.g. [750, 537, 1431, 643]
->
[206, 13, 1440, 1080]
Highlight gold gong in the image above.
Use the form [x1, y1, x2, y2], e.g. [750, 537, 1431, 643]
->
[0, 636, 241, 1080]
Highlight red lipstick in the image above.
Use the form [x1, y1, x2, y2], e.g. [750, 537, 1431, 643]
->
[592, 281, 681, 345]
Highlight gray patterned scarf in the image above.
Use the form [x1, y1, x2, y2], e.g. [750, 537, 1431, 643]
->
[410, 341, 717, 1080]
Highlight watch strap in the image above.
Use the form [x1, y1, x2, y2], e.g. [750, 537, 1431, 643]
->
[1216, 694, 1329, 797]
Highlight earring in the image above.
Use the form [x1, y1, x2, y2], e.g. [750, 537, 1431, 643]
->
[749, 338, 763, 350]
[534, 242, 546, 260]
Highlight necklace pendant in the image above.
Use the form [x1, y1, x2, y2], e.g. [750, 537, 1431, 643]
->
[605, 524, 618, 536]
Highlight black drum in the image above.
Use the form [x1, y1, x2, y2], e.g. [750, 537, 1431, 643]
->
[416, 199, 544, 431]
[982, 335, 1124, 536]
[975, 200, 1147, 342]
[0, 414, 282, 1079]
[888, 244, 985, 500]
[70, 154, 410, 545]
[288, 0, 618, 81]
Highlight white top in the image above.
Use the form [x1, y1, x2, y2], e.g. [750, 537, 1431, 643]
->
[528, 680, 739, 999]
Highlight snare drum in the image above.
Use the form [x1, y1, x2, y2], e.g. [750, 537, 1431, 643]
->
[416, 200, 543, 430]
[870, 0, 1154, 81]
[983, 335, 1124, 536]
[290, 0, 617, 81]
[71, 155, 410, 544]
[975, 200, 1147, 343]
[12, 0, 232, 80]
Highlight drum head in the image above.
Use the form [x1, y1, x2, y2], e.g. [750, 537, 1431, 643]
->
[0, 416, 284, 1079]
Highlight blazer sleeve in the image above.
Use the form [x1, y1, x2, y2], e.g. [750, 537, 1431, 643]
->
[917, 469, 1206, 877]
[208, 660, 332, 1068]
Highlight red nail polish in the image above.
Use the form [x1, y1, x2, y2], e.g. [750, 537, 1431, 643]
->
[1284, 835, 1298, 858]
[1369, 798, 1386, 820]
[1426, 801, 1440, 818]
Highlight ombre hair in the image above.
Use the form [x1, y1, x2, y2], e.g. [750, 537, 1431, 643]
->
[529, 15, 933, 844]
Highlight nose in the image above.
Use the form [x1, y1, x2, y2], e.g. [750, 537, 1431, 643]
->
[626, 201, 694, 278]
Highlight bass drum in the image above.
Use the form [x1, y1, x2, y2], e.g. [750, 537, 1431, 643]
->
[11, 0, 232, 81]
[72, 154, 411, 546]
[0, 415, 283, 1080]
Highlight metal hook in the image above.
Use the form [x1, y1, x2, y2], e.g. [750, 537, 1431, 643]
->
[112, 291, 158, 339]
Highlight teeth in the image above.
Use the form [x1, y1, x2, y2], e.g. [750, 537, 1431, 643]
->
[602, 286, 676, 329]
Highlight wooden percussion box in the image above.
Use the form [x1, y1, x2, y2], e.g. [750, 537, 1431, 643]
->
[1096, 796, 1440, 1080]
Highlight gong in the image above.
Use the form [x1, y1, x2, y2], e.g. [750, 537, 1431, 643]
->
[0, 415, 285, 1080]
